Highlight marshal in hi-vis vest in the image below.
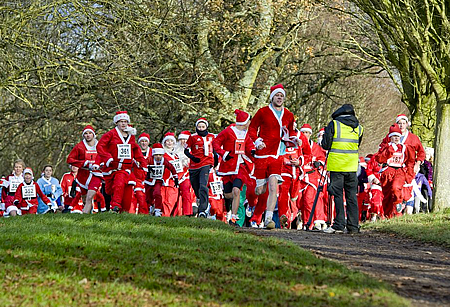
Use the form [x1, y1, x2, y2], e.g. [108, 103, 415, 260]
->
[327, 120, 363, 172]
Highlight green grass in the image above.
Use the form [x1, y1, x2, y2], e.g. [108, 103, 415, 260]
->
[0, 215, 409, 306]
[363, 209, 450, 248]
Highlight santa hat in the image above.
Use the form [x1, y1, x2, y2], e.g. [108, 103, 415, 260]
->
[300, 124, 313, 134]
[82, 125, 96, 138]
[138, 133, 150, 144]
[365, 154, 373, 162]
[162, 132, 177, 145]
[113, 111, 130, 124]
[269, 84, 286, 102]
[388, 124, 402, 138]
[196, 118, 209, 128]
[317, 127, 325, 136]
[152, 143, 165, 155]
[23, 167, 33, 177]
[395, 114, 410, 125]
[235, 109, 250, 125]
[178, 130, 191, 140]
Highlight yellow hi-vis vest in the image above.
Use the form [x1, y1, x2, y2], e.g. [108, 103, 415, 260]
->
[327, 120, 363, 172]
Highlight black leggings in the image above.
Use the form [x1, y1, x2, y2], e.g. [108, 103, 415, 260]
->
[189, 165, 211, 213]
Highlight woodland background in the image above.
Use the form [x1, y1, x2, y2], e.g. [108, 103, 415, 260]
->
[0, 0, 438, 181]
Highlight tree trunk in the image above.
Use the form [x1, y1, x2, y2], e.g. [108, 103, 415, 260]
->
[432, 101, 450, 211]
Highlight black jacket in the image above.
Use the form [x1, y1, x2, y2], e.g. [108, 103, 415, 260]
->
[321, 104, 363, 151]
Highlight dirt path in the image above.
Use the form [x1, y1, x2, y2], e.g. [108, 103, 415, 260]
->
[243, 229, 450, 306]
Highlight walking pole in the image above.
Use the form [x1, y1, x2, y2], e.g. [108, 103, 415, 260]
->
[305, 154, 328, 231]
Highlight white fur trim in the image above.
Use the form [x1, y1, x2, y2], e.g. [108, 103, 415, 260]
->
[196, 119, 209, 128]
[396, 115, 409, 123]
[367, 174, 376, 183]
[114, 113, 130, 123]
[106, 158, 114, 167]
[254, 138, 264, 148]
[138, 136, 150, 143]
[389, 132, 401, 138]
[300, 128, 312, 134]
[178, 134, 189, 140]
[152, 148, 165, 155]
[236, 116, 250, 126]
[82, 128, 96, 138]
[269, 88, 286, 101]
[162, 135, 177, 145]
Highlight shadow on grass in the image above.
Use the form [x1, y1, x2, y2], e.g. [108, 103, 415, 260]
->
[0, 215, 408, 306]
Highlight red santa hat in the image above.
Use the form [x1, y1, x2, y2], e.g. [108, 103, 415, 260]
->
[196, 117, 209, 128]
[365, 154, 373, 162]
[152, 143, 165, 155]
[395, 114, 410, 125]
[23, 167, 33, 177]
[113, 111, 131, 124]
[317, 127, 325, 137]
[178, 130, 191, 140]
[162, 132, 177, 145]
[82, 125, 96, 138]
[388, 124, 402, 138]
[138, 133, 150, 144]
[300, 124, 313, 134]
[235, 109, 250, 125]
[269, 84, 286, 102]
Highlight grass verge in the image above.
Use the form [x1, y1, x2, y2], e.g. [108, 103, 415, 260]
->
[363, 209, 450, 248]
[0, 214, 409, 306]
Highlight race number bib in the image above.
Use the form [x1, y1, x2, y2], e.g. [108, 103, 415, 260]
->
[85, 150, 97, 163]
[235, 139, 245, 155]
[150, 165, 164, 180]
[9, 179, 21, 193]
[170, 159, 183, 173]
[117, 144, 131, 159]
[22, 185, 36, 198]
[210, 181, 223, 195]
[284, 149, 299, 165]
[388, 152, 404, 167]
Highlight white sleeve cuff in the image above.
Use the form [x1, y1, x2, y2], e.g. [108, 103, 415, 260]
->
[254, 138, 263, 148]
[106, 158, 114, 167]
[223, 151, 230, 160]
[367, 174, 376, 183]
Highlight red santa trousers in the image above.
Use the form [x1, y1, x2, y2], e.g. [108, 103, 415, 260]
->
[369, 188, 384, 216]
[162, 186, 179, 216]
[249, 189, 269, 224]
[357, 189, 370, 220]
[179, 179, 193, 215]
[210, 197, 225, 222]
[380, 167, 405, 219]
[278, 176, 300, 223]
[104, 170, 133, 212]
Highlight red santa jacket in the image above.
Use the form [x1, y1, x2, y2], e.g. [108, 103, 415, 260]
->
[14, 181, 51, 211]
[212, 124, 254, 176]
[96, 127, 147, 175]
[60, 172, 75, 207]
[67, 139, 102, 189]
[365, 155, 383, 191]
[186, 132, 215, 169]
[133, 149, 152, 182]
[1, 173, 24, 201]
[380, 130, 425, 163]
[376, 143, 416, 183]
[144, 156, 177, 187]
[248, 104, 298, 158]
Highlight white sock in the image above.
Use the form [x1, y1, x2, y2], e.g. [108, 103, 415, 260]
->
[265, 211, 273, 222]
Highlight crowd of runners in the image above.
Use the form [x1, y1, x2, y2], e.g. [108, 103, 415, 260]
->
[0, 84, 434, 231]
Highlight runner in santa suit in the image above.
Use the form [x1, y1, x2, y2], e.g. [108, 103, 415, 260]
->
[357, 157, 370, 222]
[66, 125, 103, 214]
[278, 124, 311, 229]
[184, 118, 217, 218]
[248, 84, 311, 229]
[37, 165, 63, 214]
[95, 111, 147, 213]
[174, 130, 194, 216]
[380, 114, 426, 205]
[60, 165, 80, 213]
[365, 153, 384, 221]
[162, 132, 182, 216]
[129, 132, 152, 214]
[144, 143, 178, 216]
[13, 168, 51, 215]
[212, 109, 255, 226]
[376, 124, 416, 218]
[208, 166, 226, 222]
[1, 159, 26, 217]
[297, 124, 327, 230]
